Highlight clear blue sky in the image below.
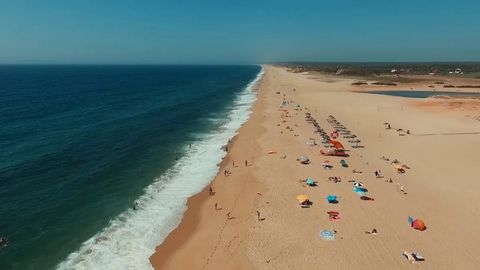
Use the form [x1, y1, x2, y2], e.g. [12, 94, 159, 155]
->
[0, 0, 479, 64]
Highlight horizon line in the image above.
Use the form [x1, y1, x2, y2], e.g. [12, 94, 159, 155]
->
[1, 61, 480, 66]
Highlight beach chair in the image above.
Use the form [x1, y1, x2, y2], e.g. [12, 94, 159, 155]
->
[412, 253, 425, 261]
[403, 252, 416, 263]
[403, 251, 425, 263]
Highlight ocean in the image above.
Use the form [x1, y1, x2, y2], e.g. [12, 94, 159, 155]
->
[0, 65, 263, 269]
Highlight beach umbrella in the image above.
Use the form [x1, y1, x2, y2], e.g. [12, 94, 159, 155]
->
[327, 211, 339, 215]
[353, 186, 368, 192]
[412, 219, 427, 231]
[296, 195, 309, 202]
[299, 155, 309, 162]
[306, 178, 315, 186]
[320, 229, 336, 240]
[327, 195, 338, 203]
[331, 130, 339, 139]
[353, 187, 367, 196]
[322, 160, 330, 166]
[408, 216, 414, 225]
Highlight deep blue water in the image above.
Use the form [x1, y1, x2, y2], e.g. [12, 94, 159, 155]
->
[365, 90, 480, 98]
[0, 65, 261, 269]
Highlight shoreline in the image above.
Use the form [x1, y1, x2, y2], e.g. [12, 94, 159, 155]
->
[150, 66, 268, 269]
[150, 65, 480, 269]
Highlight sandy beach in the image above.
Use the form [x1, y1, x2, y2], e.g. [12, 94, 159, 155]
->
[150, 65, 480, 269]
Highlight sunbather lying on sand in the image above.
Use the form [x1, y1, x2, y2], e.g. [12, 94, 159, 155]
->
[328, 176, 341, 183]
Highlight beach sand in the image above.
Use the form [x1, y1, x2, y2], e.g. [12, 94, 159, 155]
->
[150, 65, 480, 269]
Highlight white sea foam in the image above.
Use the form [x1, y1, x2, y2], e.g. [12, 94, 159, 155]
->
[56, 66, 264, 270]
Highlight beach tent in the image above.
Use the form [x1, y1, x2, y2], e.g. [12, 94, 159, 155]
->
[412, 219, 427, 231]
[306, 178, 315, 186]
[329, 140, 344, 150]
[327, 195, 338, 203]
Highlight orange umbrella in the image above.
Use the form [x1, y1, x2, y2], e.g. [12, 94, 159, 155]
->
[296, 195, 309, 202]
[412, 219, 426, 231]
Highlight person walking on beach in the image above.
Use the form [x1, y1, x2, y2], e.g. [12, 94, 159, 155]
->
[224, 169, 227, 176]
[215, 203, 218, 210]
[245, 160, 248, 167]
[257, 210, 261, 221]
[227, 212, 233, 219]
[209, 186, 214, 196]
[232, 160, 235, 167]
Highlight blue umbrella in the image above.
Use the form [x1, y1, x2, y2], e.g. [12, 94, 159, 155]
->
[353, 187, 368, 192]
[320, 229, 336, 240]
[327, 195, 338, 203]
[408, 216, 414, 225]
[306, 178, 315, 186]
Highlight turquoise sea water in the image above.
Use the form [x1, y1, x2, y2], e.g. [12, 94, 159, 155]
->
[0, 65, 262, 269]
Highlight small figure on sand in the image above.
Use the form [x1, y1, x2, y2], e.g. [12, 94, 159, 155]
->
[365, 228, 378, 235]
[245, 160, 248, 167]
[209, 186, 214, 196]
[227, 212, 234, 220]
